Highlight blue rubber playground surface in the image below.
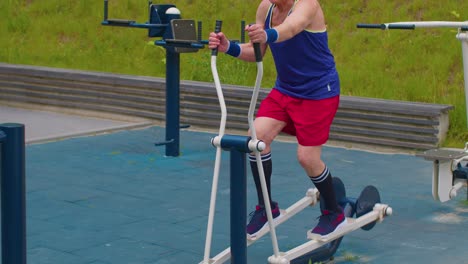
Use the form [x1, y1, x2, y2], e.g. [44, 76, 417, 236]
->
[6, 107, 468, 263]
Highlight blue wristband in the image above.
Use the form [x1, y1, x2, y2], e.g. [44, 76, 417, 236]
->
[225, 41, 241, 57]
[265, 28, 279, 43]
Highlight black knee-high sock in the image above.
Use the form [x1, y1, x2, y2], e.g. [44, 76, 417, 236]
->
[249, 153, 272, 206]
[310, 166, 339, 212]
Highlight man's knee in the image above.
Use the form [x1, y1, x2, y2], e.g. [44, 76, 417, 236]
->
[298, 154, 321, 169]
[297, 146, 324, 176]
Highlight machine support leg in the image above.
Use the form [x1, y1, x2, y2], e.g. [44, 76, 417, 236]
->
[230, 150, 247, 264]
[164, 50, 181, 156]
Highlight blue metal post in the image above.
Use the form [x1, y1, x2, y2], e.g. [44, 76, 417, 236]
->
[230, 149, 247, 264]
[164, 49, 180, 157]
[220, 135, 251, 263]
[0, 123, 26, 264]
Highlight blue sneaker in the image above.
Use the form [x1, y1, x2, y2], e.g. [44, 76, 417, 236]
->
[310, 207, 346, 239]
[246, 202, 280, 237]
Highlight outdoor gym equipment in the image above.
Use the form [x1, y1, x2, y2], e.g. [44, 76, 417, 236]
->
[201, 22, 392, 264]
[102, 0, 204, 157]
[357, 21, 468, 127]
[357, 21, 468, 202]
[417, 143, 468, 202]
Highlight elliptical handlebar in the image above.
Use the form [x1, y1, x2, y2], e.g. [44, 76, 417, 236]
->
[248, 41, 282, 258]
[253, 43, 262, 62]
[202, 20, 225, 264]
[211, 20, 223, 56]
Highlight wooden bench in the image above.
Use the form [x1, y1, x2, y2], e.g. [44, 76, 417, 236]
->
[0, 63, 453, 151]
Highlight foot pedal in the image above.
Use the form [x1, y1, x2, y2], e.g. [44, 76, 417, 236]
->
[356, 186, 381, 231]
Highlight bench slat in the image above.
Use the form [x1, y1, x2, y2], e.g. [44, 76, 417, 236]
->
[0, 63, 452, 151]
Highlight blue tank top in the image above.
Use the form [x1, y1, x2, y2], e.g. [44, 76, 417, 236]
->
[265, 3, 340, 99]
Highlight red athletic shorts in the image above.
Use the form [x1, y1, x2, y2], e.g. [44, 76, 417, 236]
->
[256, 89, 339, 146]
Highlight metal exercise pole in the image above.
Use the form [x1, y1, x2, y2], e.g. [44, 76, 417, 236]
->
[220, 135, 255, 264]
[210, 135, 253, 264]
[0, 123, 26, 264]
[458, 29, 468, 127]
[152, 7, 184, 157]
[164, 49, 181, 157]
[230, 145, 247, 264]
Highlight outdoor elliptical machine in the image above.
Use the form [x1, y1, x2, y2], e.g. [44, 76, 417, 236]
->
[201, 21, 393, 264]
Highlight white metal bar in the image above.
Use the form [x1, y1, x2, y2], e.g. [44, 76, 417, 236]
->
[248, 189, 319, 241]
[207, 189, 319, 264]
[450, 180, 466, 199]
[248, 58, 282, 258]
[268, 204, 392, 264]
[386, 21, 468, 28]
[432, 161, 440, 201]
[202, 55, 228, 264]
[457, 32, 468, 127]
[211, 56, 227, 137]
[452, 155, 468, 166]
[306, 208, 386, 242]
[209, 247, 231, 264]
[248, 61, 263, 139]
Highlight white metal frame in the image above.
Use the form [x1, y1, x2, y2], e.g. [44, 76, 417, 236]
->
[201, 48, 228, 264]
[201, 43, 268, 263]
[365, 21, 468, 203]
[266, 204, 392, 264]
[206, 188, 320, 264]
[419, 143, 468, 202]
[380, 21, 468, 127]
[204, 186, 393, 264]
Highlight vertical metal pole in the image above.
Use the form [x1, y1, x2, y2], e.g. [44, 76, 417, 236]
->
[457, 32, 468, 127]
[241, 21, 246, 43]
[197, 21, 202, 42]
[165, 49, 180, 156]
[103, 0, 108, 21]
[0, 123, 26, 264]
[230, 150, 247, 264]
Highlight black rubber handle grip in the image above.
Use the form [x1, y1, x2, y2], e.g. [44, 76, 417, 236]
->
[387, 24, 415, 30]
[253, 43, 261, 62]
[356, 24, 386, 30]
[460, 26, 468, 31]
[197, 21, 202, 41]
[241, 20, 246, 43]
[212, 20, 223, 56]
